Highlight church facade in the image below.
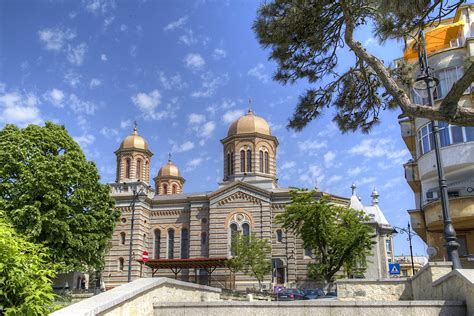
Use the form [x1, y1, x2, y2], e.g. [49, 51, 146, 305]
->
[103, 110, 394, 290]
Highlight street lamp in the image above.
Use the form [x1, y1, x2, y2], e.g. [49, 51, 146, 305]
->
[126, 183, 148, 282]
[393, 222, 416, 275]
[413, 30, 461, 269]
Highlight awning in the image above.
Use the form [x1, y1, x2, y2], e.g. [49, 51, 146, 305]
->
[138, 257, 228, 270]
[403, 21, 465, 60]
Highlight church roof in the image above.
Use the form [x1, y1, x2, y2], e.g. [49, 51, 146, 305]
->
[227, 109, 271, 137]
[118, 126, 150, 151]
[349, 184, 391, 228]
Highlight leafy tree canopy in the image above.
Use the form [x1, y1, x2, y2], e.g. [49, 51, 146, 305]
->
[228, 233, 272, 288]
[277, 191, 374, 284]
[0, 213, 57, 315]
[254, 0, 473, 133]
[0, 122, 119, 271]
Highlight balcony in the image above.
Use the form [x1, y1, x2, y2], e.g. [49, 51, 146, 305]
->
[422, 196, 474, 231]
[404, 160, 421, 192]
[399, 117, 416, 158]
[408, 209, 427, 241]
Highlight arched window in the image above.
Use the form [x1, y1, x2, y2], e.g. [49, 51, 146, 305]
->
[181, 228, 189, 259]
[162, 184, 168, 195]
[240, 150, 245, 173]
[242, 223, 250, 237]
[120, 232, 126, 245]
[118, 257, 124, 271]
[227, 153, 231, 176]
[247, 150, 252, 172]
[136, 159, 142, 179]
[172, 184, 177, 194]
[259, 150, 264, 172]
[154, 229, 161, 259]
[201, 232, 207, 245]
[125, 158, 131, 178]
[167, 229, 174, 259]
[264, 152, 269, 173]
[230, 152, 234, 174]
[229, 223, 238, 256]
[276, 229, 283, 243]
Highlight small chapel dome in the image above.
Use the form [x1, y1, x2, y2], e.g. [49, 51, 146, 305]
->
[227, 109, 271, 137]
[158, 159, 181, 178]
[119, 127, 149, 151]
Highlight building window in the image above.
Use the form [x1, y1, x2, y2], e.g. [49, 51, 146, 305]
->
[168, 229, 174, 259]
[264, 152, 269, 174]
[246, 150, 252, 172]
[458, 235, 468, 256]
[172, 184, 177, 194]
[402, 270, 408, 277]
[304, 247, 313, 257]
[120, 232, 126, 245]
[417, 122, 474, 156]
[162, 184, 168, 195]
[125, 158, 131, 178]
[118, 257, 124, 271]
[181, 228, 189, 259]
[136, 159, 142, 179]
[230, 152, 234, 174]
[201, 232, 207, 245]
[227, 153, 231, 176]
[240, 150, 245, 173]
[385, 238, 392, 254]
[276, 229, 283, 243]
[154, 229, 160, 259]
[242, 223, 250, 237]
[259, 150, 264, 172]
[229, 223, 238, 256]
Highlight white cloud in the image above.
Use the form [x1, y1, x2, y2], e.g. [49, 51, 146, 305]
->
[324, 151, 336, 167]
[280, 161, 296, 170]
[248, 63, 269, 83]
[130, 45, 137, 57]
[163, 16, 188, 31]
[131, 89, 161, 114]
[101, 53, 108, 61]
[120, 119, 131, 129]
[212, 48, 227, 60]
[299, 164, 325, 187]
[64, 71, 81, 88]
[188, 113, 206, 125]
[359, 177, 377, 185]
[200, 121, 215, 138]
[69, 94, 97, 115]
[179, 29, 197, 45]
[38, 28, 76, 51]
[349, 138, 409, 165]
[327, 175, 342, 185]
[172, 140, 195, 153]
[347, 166, 364, 177]
[185, 157, 204, 171]
[0, 89, 42, 126]
[184, 53, 205, 70]
[84, 0, 115, 15]
[89, 78, 102, 89]
[67, 43, 87, 65]
[222, 109, 244, 124]
[159, 72, 187, 90]
[191, 72, 228, 98]
[99, 127, 118, 138]
[297, 140, 327, 156]
[74, 134, 95, 147]
[43, 88, 65, 108]
[120, 24, 128, 32]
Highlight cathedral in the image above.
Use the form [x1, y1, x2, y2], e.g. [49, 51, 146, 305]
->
[103, 109, 394, 290]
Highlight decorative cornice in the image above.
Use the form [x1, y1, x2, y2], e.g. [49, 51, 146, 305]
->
[216, 191, 261, 206]
[150, 209, 191, 217]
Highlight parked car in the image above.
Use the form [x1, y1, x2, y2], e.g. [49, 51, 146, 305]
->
[276, 288, 308, 301]
[302, 288, 325, 299]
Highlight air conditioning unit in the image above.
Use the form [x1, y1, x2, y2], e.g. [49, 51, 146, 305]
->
[426, 191, 438, 200]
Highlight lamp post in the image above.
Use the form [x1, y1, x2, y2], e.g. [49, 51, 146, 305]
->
[413, 30, 461, 269]
[127, 184, 147, 283]
[393, 222, 416, 275]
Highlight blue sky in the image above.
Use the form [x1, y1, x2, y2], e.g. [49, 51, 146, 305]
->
[0, 0, 426, 256]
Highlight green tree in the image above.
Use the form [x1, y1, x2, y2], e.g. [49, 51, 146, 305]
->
[253, 0, 473, 132]
[0, 214, 57, 315]
[228, 233, 272, 289]
[0, 122, 119, 271]
[276, 190, 374, 287]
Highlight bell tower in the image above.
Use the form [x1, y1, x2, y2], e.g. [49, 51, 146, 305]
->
[154, 155, 185, 194]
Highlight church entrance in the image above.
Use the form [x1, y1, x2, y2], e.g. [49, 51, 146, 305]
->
[272, 258, 286, 285]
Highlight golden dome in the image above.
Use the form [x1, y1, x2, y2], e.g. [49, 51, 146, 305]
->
[120, 127, 149, 151]
[227, 109, 271, 137]
[158, 159, 181, 178]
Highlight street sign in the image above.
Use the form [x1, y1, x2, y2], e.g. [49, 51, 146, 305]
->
[389, 263, 400, 275]
[142, 250, 149, 262]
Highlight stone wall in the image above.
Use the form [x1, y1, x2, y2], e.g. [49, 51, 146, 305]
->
[153, 300, 465, 316]
[336, 279, 412, 301]
[50, 278, 221, 316]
